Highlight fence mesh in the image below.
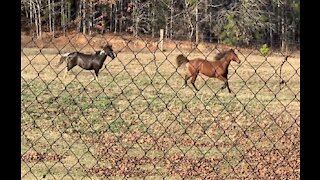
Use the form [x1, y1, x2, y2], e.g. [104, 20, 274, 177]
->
[21, 1, 300, 179]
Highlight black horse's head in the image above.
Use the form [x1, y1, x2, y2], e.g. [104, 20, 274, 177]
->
[101, 44, 116, 60]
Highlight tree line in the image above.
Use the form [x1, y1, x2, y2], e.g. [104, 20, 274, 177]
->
[21, 0, 300, 51]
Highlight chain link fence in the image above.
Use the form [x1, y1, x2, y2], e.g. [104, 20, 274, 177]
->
[21, 1, 300, 179]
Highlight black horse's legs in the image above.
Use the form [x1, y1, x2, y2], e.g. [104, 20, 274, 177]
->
[63, 68, 68, 79]
[91, 69, 100, 81]
[63, 60, 76, 79]
[94, 69, 99, 81]
[63, 66, 74, 79]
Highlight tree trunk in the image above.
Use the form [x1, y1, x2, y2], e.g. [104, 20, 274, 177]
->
[281, 3, 285, 53]
[115, 2, 118, 33]
[89, 1, 93, 35]
[133, 1, 139, 37]
[109, 4, 113, 32]
[183, 8, 187, 40]
[292, 20, 295, 49]
[165, 16, 168, 38]
[65, 1, 70, 29]
[269, 7, 273, 48]
[33, 2, 38, 38]
[77, 0, 82, 32]
[285, 10, 289, 53]
[24, 1, 29, 18]
[102, 8, 106, 34]
[37, 0, 41, 38]
[61, 0, 65, 34]
[48, 0, 52, 33]
[184, 0, 195, 42]
[82, 0, 86, 34]
[52, 0, 55, 36]
[135, 14, 139, 38]
[151, 1, 155, 38]
[119, 0, 123, 33]
[195, 1, 199, 44]
[29, 0, 33, 36]
[186, 11, 194, 41]
[276, 0, 279, 46]
[209, 4, 213, 42]
[170, 0, 174, 39]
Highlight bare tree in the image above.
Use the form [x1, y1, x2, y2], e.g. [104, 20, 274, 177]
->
[61, 0, 65, 34]
[131, 0, 151, 37]
[19, 0, 300, 50]
[48, 0, 52, 33]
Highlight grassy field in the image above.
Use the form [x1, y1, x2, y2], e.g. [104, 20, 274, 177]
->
[21, 47, 300, 179]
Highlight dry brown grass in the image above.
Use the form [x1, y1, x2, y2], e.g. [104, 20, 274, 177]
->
[21, 46, 300, 179]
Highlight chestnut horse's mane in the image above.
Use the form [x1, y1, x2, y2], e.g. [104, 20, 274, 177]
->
[214, 50, 230, 60]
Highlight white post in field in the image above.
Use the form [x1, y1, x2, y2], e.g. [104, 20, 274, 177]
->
[159, 29, 164, 51]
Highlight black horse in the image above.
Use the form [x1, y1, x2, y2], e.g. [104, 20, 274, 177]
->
[56, 44, 116, 81]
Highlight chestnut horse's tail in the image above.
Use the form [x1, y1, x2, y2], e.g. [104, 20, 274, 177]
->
[176, 54, 189, 68]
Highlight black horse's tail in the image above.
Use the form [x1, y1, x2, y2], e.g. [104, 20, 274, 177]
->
[56, 53, 73, 68]
[176, 54, 189, 68]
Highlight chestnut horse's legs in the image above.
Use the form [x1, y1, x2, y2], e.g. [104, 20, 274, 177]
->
[184, 75, 191, 87]
[226, 82, 231, 93]
[217, 76, 231, 93]
[191, 74, 199, 91]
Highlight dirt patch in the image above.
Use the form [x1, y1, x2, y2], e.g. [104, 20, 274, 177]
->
[87, 131, 299, 179]
[91, 132, 214, 153]
[89, 146, 299, 179]
[89, 159, 153, 178]
[244, 148, 300, 179]
[22, 150, 63, 163]
[164, 154, 221, 179]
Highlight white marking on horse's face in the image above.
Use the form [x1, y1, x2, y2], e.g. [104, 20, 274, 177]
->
[100, 50, 106, 55]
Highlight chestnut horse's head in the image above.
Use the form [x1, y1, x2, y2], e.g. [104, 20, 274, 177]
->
[228, 49, 241, 64]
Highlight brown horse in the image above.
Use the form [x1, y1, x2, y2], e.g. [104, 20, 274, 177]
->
[176, 49, 241, 93]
